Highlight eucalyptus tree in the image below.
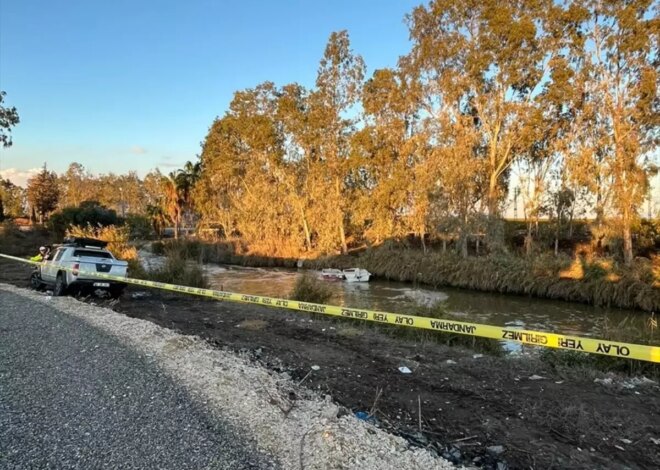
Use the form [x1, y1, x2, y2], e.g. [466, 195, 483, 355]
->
[570, 0, 658, 264]
[405, 0, 566, 248]
[313, 30, 365, 253]
[352, 67, 422, 245]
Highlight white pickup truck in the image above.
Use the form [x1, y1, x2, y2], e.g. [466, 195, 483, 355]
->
[34, 237, 129, 298]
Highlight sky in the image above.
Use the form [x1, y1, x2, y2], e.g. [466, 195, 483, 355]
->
[0, 0, 419, 186]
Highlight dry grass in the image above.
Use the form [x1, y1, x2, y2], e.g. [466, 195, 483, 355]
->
[290, 272, 333, 304]
[147, 252, 208, 288]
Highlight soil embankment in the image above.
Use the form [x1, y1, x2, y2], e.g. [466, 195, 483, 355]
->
[1, 260, 657, 469]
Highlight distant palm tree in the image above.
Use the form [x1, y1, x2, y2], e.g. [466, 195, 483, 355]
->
[163, 173, 183, 239]
[175, 160, 202, 233]
[146, 204, 167, 239]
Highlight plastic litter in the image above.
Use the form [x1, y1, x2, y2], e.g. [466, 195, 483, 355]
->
[398, 366, 412, 374]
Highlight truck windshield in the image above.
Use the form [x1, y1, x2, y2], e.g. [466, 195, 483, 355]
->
[73, 249, 113, 259]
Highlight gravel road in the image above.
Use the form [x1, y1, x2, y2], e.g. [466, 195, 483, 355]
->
[0, 288, 276, 469]
[0, 284, 454, 470]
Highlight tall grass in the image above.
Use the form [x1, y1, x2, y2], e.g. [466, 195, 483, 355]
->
[147, 252, 208, 288]
[290, 272, 333, 303]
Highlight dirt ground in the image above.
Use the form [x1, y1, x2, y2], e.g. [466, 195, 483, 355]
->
[1, 260, 659, 470]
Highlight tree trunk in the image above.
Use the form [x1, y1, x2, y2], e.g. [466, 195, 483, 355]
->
[299, 206, 312, 252]
[525, 223, 533, 256]
[335, 177, 348, 254]
[174, 218, 179, 240]
[623, 215, 633, 266]
[442, 238, 447, 253]
[476, 237, 480, 256]
[487, 173, 499, 218]
[420, 226, 427, 254]
[460, 235, 468, 259]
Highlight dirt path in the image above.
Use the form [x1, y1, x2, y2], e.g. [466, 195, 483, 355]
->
[2, 260, 659, 469]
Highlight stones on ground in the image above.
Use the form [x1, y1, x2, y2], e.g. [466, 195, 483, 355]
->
[594, 377, 613, 386]
[441, 446, 462, 463]
[445, 359, 456, 365]
[311, 365, 320, 371]
[473, 354, 484, 359]
[619, 438, 632, 445]
[487, 445, 505, 456]
[650, 437, 660, 446]
[528, 375, 545, 380]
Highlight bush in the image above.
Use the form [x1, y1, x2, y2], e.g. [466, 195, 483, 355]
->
[49, 201, 120, 237]
[147, 252, 208, 288]
[151, 240, 166, 255]
[125, 214, 154, 240]
[290, 272, 333, 303]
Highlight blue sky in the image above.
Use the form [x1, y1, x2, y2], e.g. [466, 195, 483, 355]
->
[0, 0, 419, 185]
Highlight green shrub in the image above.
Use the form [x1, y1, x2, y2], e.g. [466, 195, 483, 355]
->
[290, 272, 333, 303]
[125, 214, 154, 240]
[49, 202, 119, 237]
[151, 240, 166, 255]
[147, 252, 208, 288]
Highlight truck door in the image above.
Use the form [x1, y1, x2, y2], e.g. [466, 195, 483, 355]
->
[41, 248, 65, 283]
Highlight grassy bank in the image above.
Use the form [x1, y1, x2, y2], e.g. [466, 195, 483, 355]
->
[153, 238, 660, 312]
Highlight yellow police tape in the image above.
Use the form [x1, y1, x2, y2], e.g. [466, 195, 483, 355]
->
[1, 252, 659, 363]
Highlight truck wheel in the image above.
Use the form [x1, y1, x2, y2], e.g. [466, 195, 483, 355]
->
[53, 273, 68, 297]
[30, 272, 44, 291]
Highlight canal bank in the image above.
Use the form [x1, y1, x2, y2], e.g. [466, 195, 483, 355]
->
[62, 286, 660, 469]
[1, 259, 659, 469]
[151, 240, 660, 313]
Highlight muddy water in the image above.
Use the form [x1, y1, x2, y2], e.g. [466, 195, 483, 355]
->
[197, 264, 653, 343]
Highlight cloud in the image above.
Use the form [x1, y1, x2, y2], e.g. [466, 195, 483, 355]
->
[0, 167, 41, 187]
[158, 162, 181, 168]
[129, 145, 148, 155]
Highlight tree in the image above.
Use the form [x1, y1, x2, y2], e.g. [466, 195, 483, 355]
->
[59, 162, 98, 208]
[574, 0, 658, 265]
[163, 173, 183, 239]
[0, 91, 19, 148]
[313, 31, 365, 253]
[0, 178, 25, 219]
[405, 0, 565, 248]
[27, 165, 60, 224]
[353, 67, 424, 246]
